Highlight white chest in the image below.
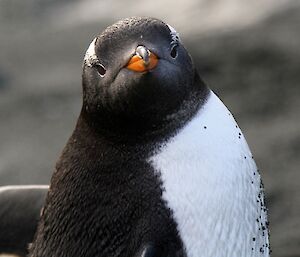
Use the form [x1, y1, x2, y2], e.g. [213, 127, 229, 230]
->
[149, 91, 270, 257]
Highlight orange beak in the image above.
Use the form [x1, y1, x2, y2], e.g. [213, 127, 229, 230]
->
[126, 46, 158, 72]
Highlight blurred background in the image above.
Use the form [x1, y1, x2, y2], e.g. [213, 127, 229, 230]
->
[0, 0, 299, 256]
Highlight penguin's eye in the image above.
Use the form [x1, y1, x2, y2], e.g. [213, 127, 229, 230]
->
[170, 45, 178, 58]
[95, 63, 106, 77]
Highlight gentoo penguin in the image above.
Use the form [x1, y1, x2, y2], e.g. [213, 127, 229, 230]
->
[0, 185, 48, 257]
[15, 17, 268, 257]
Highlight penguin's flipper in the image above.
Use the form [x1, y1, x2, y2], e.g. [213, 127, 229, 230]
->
[0, 185, 49, 257]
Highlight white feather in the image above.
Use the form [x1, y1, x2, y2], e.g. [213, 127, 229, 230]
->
[167, 24, 180, 43]
[84, 37, 98, 67]
[149, 90, 270, 257]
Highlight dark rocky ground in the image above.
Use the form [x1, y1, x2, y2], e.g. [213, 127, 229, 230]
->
[0, 1, 299, 256]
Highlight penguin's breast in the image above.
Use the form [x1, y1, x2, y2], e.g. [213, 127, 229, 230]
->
[148, 90, 270, 257]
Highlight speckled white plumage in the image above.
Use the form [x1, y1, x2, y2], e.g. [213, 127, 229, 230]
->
[84, 37, 98, 67]
[149, 90, 270, 257]
[167, 24, 180, 44]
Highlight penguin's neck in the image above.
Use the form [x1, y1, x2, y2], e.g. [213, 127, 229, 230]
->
[149, 91, 270, 257]
[79, 72, 209, 146]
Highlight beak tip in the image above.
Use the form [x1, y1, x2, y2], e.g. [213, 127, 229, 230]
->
[136, 45, 149, 60]
[126, 46, 158, 72]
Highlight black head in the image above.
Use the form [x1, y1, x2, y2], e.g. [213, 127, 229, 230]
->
[82, 17, 206, 134]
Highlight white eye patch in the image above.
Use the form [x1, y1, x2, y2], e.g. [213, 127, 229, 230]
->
[167, 24, 180, 45]
[84, 37, 99, 67]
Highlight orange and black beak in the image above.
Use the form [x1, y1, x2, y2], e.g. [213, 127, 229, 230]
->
[126, 46, 158, 72]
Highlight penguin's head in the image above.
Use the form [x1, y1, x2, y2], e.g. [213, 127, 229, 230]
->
[82, 17, 205, 131]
